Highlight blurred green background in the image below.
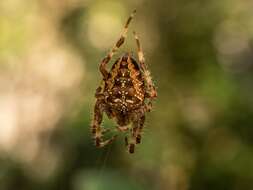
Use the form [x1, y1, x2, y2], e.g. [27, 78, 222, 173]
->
[1, 0, 253, 190]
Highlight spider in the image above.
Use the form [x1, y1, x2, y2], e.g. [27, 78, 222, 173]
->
[91, 10, 157, 153]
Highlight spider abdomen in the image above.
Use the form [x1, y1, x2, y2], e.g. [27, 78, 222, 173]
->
[104, 55, 145, 114]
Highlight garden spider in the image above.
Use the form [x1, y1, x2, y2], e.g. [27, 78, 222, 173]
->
[91, 10, 157, 153]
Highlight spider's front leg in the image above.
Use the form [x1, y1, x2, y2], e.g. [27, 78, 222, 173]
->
[99, 10, 136, 79]
[91, 99, 117, 147]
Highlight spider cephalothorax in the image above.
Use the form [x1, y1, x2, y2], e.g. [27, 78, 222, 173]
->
[91, 10, 157, 153]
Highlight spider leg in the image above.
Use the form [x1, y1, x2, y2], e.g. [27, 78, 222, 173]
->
[127, 129, 136, 154]
[123, 125, 135, 153]
[125, 136, 129, 146]
[133, 31, 157, 99]
[132, 114, 145, 146]
[95, 80, 105, 99]
[91, 99, 117, 147]
[99, 10, 136, 79]
[134, 115, 145, 144]
[125, 114, 145, 153]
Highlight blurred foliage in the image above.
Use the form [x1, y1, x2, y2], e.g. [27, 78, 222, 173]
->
[0, 0, 253, 190]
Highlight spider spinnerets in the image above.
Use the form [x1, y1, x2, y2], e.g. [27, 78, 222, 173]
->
[91, 10, 157, 153]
